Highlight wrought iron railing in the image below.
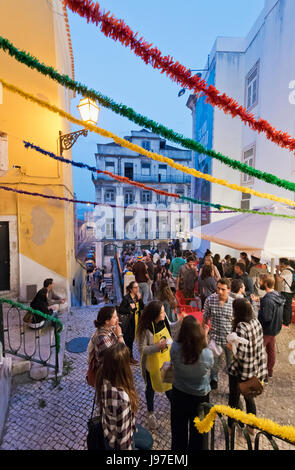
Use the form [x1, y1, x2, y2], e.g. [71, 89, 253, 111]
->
[198, 403, 295, 451]
[0, 298, 63, 382]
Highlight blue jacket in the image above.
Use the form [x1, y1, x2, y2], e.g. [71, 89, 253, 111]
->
[170, 342, 214, 396]
[258, 290, 284, 336]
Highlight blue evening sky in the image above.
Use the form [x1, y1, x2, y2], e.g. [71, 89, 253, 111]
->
[67, 0, 264, 218]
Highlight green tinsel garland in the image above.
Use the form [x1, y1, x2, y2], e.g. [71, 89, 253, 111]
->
[1, 35, 295, 193]
[181, 196, 295, 219]
[0, 297, 63, 352]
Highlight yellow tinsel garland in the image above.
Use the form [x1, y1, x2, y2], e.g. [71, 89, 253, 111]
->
[2, 77, 295, 208]
[194, 405, 295, 443]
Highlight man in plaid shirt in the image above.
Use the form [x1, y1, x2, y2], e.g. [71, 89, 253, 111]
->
[203, 278, 233, 390]
[101, 378, 136, 450]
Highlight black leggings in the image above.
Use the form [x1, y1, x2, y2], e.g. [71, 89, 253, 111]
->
[228, 374, 256, 428]
[145, 370, 172, 412]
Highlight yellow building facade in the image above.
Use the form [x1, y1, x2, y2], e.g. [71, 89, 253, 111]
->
[0, 0, 80, 303]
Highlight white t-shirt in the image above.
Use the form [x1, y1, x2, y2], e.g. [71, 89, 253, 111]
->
[280, 268, 293, 293]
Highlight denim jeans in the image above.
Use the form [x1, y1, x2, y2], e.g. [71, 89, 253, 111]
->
[171, 386, 209, 451]
[210, 344, 232, 383]
[138, 282, 150, 305]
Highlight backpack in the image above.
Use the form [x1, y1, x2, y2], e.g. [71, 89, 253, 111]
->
[284, 268, 295, 293]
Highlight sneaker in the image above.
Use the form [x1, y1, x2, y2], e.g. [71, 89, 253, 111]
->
[130, 357, 139, 366]
[282, 325, 290, 329]
[264, 376, 269, 385]
[147, 413, 159, 430]
[210, 380, 218, 390]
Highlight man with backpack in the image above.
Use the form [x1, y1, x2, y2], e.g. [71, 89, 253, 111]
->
[276, 258, 295, 328]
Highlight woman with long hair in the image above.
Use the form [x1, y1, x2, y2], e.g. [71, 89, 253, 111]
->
[87, 306, 124, 372]
[96, 343, 153, 450]
[156, 279, 177, 322]
[198, 264, 217, 308]
[170, 316, 213, 450]
[227, 298, 267, 435]
[136, 300, 183, 429]
[199, 255, 221, 282]
[213, 253, 224, 277]
[118, 281, 144, 365]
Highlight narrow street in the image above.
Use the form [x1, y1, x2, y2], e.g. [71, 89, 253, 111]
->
[1, 306, 294, 451]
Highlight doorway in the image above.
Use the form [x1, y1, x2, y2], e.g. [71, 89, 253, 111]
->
[0, 221, 10, 291]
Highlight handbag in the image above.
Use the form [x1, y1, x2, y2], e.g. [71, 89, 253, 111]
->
[86, 351, 98, 388]
[160, 361, 174, 383]
[87, 393, 106, 450]
[23, 311, 34, 324]
[239, 376, 264, 399]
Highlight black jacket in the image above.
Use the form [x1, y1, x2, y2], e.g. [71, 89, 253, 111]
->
[118, 294, 144, 317]
[30, 288, 51, 322]
[258, 290, 285, 336]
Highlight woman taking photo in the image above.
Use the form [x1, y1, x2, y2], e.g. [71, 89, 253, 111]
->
[136, 300, 183, 429]
[170, 316, 213, 451]
[119, 281, 144, 365]
[227, 298, 267, 435]
[96, 343, 153, 450]
[156, 279, 177, 322]
[198, 264, 217, 308]
[87, 306, 124, 385]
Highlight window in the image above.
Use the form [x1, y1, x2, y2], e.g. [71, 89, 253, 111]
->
[157, 193, 167, 203]
[105, 219, 114, 238]
[175, 187, 184, 202]
[124, 162, 133, 180]
[241, 146, 255, 185]
[246, 62, 259, 110]
[124, 191, 134, 205]
[158, 164, 167, 182]
[0, 133, 8, 172]
[105, 188, 115, 202]
[241, 193, 251, 210]
[142, 141, 151, 151]
[141, 190, 152, 203]
[105, 161, 115, 171]
[141, 163, 151, 176]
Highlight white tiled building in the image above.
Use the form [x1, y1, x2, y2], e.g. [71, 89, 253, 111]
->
[92, 129, 192, 266]
[187, 0, 295, 256]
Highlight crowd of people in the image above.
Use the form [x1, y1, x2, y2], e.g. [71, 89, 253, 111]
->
[86, 245, 294, 451]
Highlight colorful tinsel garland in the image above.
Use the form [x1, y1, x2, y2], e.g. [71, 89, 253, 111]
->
[1, 36, 295, 193]
[22, 141, 295, 220]
[64, 0, 295, 153]
[2, 77, 295, 208]
[194, 405, 295, 443]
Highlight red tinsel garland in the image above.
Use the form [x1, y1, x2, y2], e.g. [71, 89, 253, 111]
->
[65, 0, 295, 153]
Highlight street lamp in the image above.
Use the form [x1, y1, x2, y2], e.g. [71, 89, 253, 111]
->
[59, 98, 100, 154]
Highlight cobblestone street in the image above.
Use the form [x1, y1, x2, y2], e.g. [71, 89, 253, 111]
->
[1, 306, 295, 451]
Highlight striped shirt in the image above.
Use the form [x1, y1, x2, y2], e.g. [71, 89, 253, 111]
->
[203, 293, 233, 346]
[229, 319, 268, 382]
[101, 379, 136, 450]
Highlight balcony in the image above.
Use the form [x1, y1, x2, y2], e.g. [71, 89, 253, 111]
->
[94, 172, 191, 184]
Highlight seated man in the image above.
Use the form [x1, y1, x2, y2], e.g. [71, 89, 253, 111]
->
[45, 278, 67, 312]
[29, 279, 60, 329]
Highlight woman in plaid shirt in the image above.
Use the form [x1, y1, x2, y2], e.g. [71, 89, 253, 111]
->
[96, 343, 153, 450]
[227, 298, 267, 433]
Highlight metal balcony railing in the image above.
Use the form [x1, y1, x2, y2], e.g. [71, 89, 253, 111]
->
[95, 172, 191, 184]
